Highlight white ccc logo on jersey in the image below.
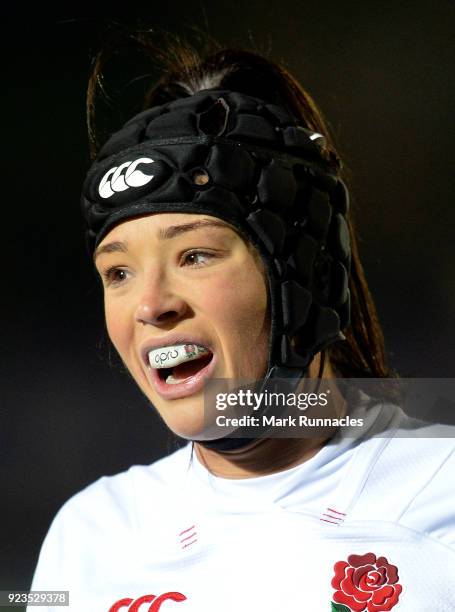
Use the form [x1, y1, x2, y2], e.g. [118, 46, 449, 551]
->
[99, 157, 155, 199]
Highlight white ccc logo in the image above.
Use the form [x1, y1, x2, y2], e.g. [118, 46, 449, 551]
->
[99, 157, 155, 199]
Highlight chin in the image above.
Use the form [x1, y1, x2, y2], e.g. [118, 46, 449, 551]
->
[155, 396, 208, 440]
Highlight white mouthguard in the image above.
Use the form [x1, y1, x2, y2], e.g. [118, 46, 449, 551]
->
[148, 344, 210, 369]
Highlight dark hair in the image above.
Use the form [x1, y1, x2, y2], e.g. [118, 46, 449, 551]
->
[87, 31, 391, 378]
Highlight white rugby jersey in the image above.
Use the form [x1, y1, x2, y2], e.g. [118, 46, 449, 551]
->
[29, 401, 455, 611]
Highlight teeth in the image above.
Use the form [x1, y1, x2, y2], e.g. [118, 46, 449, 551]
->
[148, 344, 210, 369]
[165, 373, 183, 385]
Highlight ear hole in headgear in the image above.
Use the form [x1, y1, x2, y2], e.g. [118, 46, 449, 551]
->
[192, 169, 211, 186]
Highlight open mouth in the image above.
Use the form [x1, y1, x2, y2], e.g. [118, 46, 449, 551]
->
[158, 352, 214, 384]
[146, 343, 215, 399]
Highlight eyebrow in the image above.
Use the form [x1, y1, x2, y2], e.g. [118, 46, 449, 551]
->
[93, 240, 128, 261]
[158, 219, 229, 240]
[93, 219, 230, 262]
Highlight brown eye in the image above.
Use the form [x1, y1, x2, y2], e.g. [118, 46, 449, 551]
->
[103, 267, 130, 285]
[114, 270, 128, 281]
[182, 251, 213, 266]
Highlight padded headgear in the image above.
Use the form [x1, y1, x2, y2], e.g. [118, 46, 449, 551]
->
[81, 89, 351, 449]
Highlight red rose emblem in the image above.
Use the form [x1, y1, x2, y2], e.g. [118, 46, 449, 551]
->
[331, 552, 402, 611]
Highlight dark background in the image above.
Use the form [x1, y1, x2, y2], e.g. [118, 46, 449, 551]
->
[1, 4, 454, 602]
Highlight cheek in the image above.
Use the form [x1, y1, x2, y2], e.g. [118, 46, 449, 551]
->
[104, 297, 133, 358]
[207, 259, 269, 345]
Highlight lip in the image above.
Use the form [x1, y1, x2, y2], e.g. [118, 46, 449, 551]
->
[139, 333, 217, 401]
[149, 352, 217, 400]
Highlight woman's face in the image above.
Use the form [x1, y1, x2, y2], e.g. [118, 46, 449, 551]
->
[94, 213, 269, 438]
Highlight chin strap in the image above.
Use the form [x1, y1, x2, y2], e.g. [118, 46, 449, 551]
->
[196, 365, 307, 452]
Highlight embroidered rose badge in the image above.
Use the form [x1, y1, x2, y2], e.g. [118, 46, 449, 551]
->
[330, 552, 402, 611]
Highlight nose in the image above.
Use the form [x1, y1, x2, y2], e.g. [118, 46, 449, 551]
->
[134, 274, 190, 327]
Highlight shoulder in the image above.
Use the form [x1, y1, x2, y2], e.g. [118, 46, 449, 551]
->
[30, 444, 192, 590]
[49, 444, 192, 537]
[391, 420, 455, 547]
[29, 445, 193, 594]
[352, 407, 455, 548]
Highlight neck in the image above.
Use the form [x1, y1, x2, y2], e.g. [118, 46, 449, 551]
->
[194, 436, 327, 478]
[195, 353, 344, 478]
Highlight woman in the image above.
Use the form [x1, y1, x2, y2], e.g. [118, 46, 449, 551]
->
[29, 38, 454, 611]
